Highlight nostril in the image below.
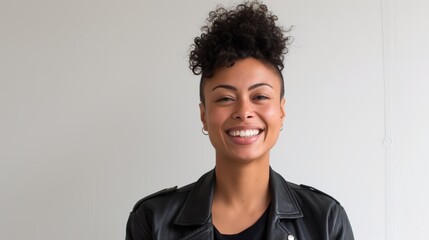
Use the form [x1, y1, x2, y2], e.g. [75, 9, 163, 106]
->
[232, 114, 241, 119]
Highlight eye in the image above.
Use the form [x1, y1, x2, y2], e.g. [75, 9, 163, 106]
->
[253, 95, 270, 101]
[216, 96, 235, 103]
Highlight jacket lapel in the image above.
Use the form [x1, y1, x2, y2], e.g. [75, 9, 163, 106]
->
[266, 215, 292, 240]
[267, 168, 304, 240]
[173, 168, 304, 240]
[175, 170, 215, 239]
[269, 168, 303, 219]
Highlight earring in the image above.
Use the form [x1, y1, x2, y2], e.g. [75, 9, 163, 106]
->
[280, 124, 284, 132]
[202, 127, 209, 135]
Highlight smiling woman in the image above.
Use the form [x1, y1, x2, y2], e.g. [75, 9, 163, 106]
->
[201, 58, 285, 164]
[126, 1, 354, 239]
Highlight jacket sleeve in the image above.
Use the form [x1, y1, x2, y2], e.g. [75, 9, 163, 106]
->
[332, 205, 354, 240]
[125, 211, 152, 240]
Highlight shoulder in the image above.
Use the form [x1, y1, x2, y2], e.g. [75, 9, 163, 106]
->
[130, 170, 214, 215]
[288, 182, 341, 205]
[270, 170, 354, 238]
[285, 180, 350, 223]
[131, 182, 195, 213]
[126, 182, 197, 238]
[270, 168, 341, 206]
[287, 183, 354, 238]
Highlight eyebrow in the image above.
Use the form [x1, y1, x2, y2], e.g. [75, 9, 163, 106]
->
[211, 83, 273, 92]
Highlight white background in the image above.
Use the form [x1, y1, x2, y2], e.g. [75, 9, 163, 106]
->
[1, 0, 428, 239]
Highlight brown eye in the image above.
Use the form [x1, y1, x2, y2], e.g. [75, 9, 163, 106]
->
[216, 97, 235, 102]
[253, 95, 269, 100]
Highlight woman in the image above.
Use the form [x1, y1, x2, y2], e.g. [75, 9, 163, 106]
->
[126, 1, 354, 239]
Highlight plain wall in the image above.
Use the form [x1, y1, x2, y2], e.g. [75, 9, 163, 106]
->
[1, 0, 428, 239]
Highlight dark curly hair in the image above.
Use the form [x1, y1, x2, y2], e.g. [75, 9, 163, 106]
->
[189, 0, 291, 104]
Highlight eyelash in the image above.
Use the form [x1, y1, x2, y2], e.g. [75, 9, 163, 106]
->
[215, 95, 269, 103]
[253, 95, 269, 100]
[220, 98, 235, 103]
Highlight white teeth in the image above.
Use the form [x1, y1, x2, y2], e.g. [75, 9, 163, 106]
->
[228, 129, 260, 137]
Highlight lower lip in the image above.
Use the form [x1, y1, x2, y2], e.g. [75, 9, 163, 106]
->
[226, 133, 262, 145]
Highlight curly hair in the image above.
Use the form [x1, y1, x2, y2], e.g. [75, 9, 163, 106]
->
[189, 0, 291, 104]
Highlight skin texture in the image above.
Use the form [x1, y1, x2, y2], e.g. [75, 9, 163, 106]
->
[199, 57, 285, 234]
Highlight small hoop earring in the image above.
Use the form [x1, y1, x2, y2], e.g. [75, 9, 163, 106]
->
[280, 124, 284, 132]
[202, 127, 209, 135]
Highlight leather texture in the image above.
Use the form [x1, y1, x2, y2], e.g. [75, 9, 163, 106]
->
[126, 168, 354, 240]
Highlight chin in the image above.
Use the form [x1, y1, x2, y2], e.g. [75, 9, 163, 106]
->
[227, 151, 269, 164]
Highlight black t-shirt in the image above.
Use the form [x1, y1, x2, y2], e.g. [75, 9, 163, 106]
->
[213, 205, 270, 240]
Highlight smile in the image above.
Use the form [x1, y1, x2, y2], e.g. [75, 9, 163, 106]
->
[226, 129, 263, 138]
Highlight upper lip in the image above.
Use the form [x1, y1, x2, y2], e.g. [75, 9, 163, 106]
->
[225, 125, 264, 132]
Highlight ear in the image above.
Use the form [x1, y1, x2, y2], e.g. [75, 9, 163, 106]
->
[199, 103, 207, 130]
[280, 98, 286, 120]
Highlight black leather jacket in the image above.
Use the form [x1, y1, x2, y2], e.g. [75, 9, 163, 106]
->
[126, 168, 354, 240]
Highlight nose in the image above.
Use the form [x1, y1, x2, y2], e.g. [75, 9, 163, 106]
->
[232, 99, 254, 120]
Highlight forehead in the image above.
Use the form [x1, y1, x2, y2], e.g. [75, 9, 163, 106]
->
[205, 58, 282, 90]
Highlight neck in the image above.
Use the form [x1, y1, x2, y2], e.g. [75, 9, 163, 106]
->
[213, 158, 271, 209]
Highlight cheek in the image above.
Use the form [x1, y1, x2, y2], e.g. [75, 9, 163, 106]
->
[261, 105, 282, 122]
[206, 108, 228, 128]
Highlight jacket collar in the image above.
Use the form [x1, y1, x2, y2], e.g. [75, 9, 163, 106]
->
[269, 168, 303, 219]
[174, 167, 303, 227]
[174, 170, 214, 226]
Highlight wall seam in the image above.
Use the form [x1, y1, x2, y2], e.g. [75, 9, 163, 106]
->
[380, 0, 395, 239]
